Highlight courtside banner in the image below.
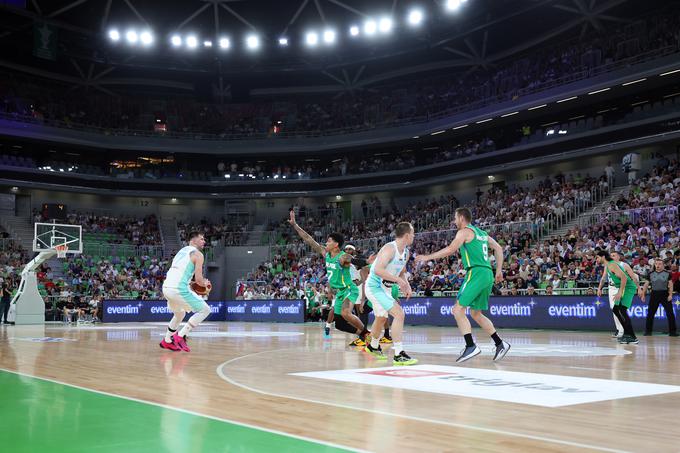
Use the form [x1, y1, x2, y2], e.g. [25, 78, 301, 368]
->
[224, 300, 305, 323]
[102, 300, 225, 323]
[378, 295, 680, 331]
[102, 300, 305, 323]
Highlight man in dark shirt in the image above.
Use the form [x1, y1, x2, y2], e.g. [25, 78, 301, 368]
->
[641, 260, 677, 336]
[0, 283, 12, 324]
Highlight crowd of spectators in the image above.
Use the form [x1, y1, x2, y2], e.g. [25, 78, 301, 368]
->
[34, 210, 162, 247]
[236, 164, 679, 299]
[2, 7, 678, 139]
[178, 220, 249, 247]
[60, 254, 168, 301]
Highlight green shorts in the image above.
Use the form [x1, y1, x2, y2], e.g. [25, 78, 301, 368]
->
[457, 267, 494, 311]
[615, 286, 635, 309]
[333, 285, 360, 314]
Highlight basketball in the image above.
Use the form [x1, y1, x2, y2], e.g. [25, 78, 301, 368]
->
[191, 281, 212, 296]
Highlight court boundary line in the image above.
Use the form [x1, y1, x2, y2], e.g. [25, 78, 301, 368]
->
[0, 367, 366, 453]
[216, 350, 630, 453]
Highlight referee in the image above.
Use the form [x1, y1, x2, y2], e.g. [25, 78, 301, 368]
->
[641, 260, 677, 337]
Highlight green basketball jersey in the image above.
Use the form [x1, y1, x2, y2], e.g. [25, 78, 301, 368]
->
[326, 251, 352, 289]
[305, 288, 315, 303]
[606, 261, 637, 292]
[460, 225, 492, 270]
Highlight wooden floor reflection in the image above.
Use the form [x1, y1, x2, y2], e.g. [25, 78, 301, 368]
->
[1, 322, 679, 453]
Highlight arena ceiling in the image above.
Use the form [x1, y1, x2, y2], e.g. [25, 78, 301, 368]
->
[0, 0, 670, 95]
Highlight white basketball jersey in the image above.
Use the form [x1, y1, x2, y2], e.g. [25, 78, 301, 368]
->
[163, 245, 198, 290]
[369, 242, 408, 286]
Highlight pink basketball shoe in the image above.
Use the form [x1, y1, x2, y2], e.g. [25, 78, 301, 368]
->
[159, 338, 181, 351]
[172, 333, 190, 352]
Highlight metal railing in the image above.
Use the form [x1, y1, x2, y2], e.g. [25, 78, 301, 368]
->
[0, 46, 676, 142]
[81, 242, 165, 258]
[543, 181, 612, 234]
[578, 205, 679, 230]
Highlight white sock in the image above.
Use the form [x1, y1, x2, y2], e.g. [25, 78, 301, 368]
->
[325, 322, 332, 328]
[371, 337, 380, 349]
[178, 305, 210, 338]
[165, 312, 184, 342]
[178, 322, 194, 338]
[394, 342, 403, 355]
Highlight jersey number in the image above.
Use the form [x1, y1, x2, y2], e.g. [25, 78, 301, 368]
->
[482, 243, 489, 261]
[327, 270, 334, 281]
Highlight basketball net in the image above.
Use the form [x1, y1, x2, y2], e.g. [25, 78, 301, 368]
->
[55, 244, 68, 259]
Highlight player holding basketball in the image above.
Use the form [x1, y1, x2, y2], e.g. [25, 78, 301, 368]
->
[416, 208, 510, 363]
[289, 211, 370, 346]
[364, 222, 418, 365]
[160, 231, 211, 352]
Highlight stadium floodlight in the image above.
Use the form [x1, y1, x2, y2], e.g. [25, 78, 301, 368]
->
[186, 35, 198, 48]
[108, 29, 120, 41]
[171, 35, 182, 47]
[203, 40, 213, 47]
[378, 17, 393, 33]
[279, 37, 289, 46]
[349, 25, 360, 36]
[219, 37, 230, 49]
[364, 19, 377, 35]
[446, 0, 462, 11]
[125, 30, 138, 44]
[140, 31, 153, 46]
[246, 34, 259, 50]
[407, 9, 424, 26]
[323, 29, 336, 44]
[306, 31, 319, 46]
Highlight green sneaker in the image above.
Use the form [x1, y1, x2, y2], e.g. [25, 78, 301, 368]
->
[393, 351, 418, 366]
[365, 343, 388, 360]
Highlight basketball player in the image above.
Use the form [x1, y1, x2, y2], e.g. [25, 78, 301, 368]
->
[160, 231, 211, 352]
[289, 211, 369, 346]
[364, 222, 418, 365]
[415, 208, 510, 363]
[346, 245, 393, 343]
[595, 249, 639, 344]
[597, 251, 624, 338]
[360, 254, 395, 346]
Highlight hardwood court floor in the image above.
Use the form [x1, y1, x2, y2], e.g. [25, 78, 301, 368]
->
[1, 322, 679, 453]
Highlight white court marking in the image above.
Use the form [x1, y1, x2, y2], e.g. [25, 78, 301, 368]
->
[291, 364, 680, 407]
[216, 350, 629, 452]
[408, 342, 632, 357]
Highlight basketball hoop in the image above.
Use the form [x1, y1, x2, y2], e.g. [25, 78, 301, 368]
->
[55, 244, 68, 259]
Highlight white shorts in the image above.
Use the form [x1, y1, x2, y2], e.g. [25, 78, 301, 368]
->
[163, 286, 208, 313]
[365, 283, 394, 318]
[608, 285, 619, 308]
[353, 284, 364, 305]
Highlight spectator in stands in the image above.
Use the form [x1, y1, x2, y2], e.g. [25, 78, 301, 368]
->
[0, 282, 12, 324]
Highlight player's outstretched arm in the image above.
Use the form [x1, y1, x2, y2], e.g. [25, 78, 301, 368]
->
[415, 229, 469, 263]
[288, 210, 325, 256]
